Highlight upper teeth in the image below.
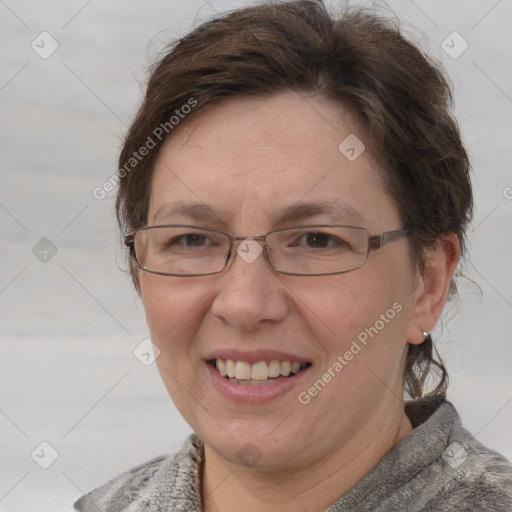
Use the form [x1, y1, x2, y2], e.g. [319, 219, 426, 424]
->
[215, 359, 304, 380]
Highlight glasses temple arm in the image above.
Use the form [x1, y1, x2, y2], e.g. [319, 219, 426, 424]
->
[368, 229, 410, 250]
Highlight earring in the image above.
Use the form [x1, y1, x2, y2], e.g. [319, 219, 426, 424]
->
[421, 330, 432, 344]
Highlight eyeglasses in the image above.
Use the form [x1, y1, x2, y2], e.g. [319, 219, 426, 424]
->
[125, 224, 409, 277]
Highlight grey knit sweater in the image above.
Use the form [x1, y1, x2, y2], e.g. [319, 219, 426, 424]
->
[74, 397, 512, 511]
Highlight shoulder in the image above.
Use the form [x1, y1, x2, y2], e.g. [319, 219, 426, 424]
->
[73, 455, 168, 512]
[73, 435, 204, 512]
[423, 401, 512, 511]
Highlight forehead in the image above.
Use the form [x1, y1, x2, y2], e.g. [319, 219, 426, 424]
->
[148, 92, 399, 231]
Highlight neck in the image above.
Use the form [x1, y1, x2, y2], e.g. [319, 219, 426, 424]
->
[202, 407, 413, 512]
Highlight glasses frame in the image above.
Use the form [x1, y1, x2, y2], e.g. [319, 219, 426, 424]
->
[125, 224, 410, 277]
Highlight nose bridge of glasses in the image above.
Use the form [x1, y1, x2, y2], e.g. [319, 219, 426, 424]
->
[230, 233, 267, 241]
[226, 233, 271, 267]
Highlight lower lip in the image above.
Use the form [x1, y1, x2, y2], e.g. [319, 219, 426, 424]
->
[205, 363, 311, 403]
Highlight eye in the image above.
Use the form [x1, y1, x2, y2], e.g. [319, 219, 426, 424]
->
[162, 232, 225, 254]
[294, 231, 347, 250]
[304, 232, 334, 248]
[172, 233, 209, 247]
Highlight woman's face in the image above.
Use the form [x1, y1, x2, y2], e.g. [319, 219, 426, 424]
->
[140, 92, 421, 471]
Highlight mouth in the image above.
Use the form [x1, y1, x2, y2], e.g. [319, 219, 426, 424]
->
[208, 358, 312, 386]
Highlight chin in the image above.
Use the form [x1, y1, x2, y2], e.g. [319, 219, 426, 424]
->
[199, 420, 310, 471]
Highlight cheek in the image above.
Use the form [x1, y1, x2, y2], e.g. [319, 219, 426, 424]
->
[139, 275, 210, 410]
[300, 272, 389, 330]
[139, 273, 208, 346]
[140, 275, 173, 336]
[307, 266, 411, 356]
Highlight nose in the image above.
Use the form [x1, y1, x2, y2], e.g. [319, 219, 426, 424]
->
[210, 237, 289, 331]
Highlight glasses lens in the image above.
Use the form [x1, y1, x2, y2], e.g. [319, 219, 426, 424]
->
[134, 226, 230, 275]
[267, 225, 369, 275]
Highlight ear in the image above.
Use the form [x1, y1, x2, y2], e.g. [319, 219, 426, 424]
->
[406, 233, 460, 345]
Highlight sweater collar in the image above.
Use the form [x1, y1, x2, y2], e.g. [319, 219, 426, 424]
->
[326, 397, 458, 511]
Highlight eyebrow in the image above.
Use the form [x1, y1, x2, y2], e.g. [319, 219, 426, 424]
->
[153, 202, 230, 225]
[276, 201, 365, 224]
[153, 200, 366, 228]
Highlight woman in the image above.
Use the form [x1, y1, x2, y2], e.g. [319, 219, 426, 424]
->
[74, 1, 512, 510]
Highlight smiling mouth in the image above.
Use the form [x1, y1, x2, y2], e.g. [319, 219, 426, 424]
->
[209, 358, 312, 386]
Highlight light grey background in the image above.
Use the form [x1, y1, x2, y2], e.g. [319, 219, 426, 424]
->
[1, 1, 511, 510]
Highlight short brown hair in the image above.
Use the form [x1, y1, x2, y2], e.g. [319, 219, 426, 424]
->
[116, 0, 473, 400]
